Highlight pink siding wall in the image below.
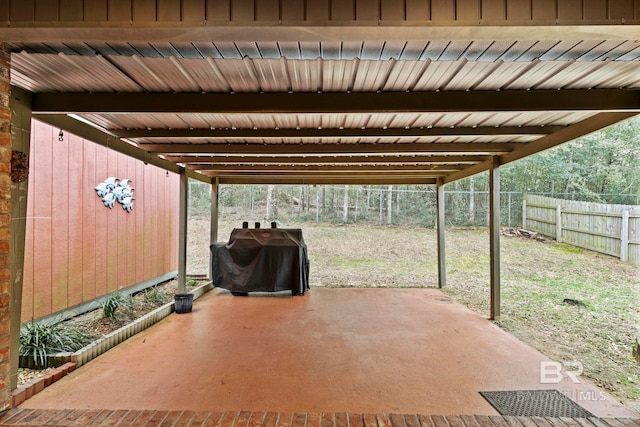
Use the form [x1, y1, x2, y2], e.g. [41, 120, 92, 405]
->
[21, 120, 180, 321]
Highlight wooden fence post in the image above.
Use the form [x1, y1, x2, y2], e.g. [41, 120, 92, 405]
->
[522, 199, 527, 228]
[556, 204, 562, 243]
[620, 210, 629, 262]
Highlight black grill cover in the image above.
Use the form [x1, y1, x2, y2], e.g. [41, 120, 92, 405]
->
[211, 228, 310, 295]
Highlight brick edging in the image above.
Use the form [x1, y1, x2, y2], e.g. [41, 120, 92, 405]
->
[10, 362, 76, 407]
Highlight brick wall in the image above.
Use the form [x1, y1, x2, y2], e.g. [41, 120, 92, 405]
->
[0, 43, 11, 410]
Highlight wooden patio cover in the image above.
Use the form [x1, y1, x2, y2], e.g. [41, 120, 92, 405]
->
[2, 2, 640, 381]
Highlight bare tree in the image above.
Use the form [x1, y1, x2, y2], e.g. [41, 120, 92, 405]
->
[343, 185, 349, 222]
[469, 177, 475, 225]
[266, 184, 277, 220]
[387, 185, 393, 225]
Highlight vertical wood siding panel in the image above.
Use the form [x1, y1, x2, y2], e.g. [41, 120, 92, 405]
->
[431, 0, 455, 20]
[94, 144, 109, 298]
[171, 175, 179, 270]
[153, 167, 163, 277]
[532, 0, 556, 20]
[558, 0, 583, 20]
[331, 0, 355, 20]
[148, 167, 157, 277]
[406, 0, 430, 20]
[106, 149, 119, 292]
[356, 0, 379, 21]
[126, 156, 137, 286]
[158, 0, 181, 21]
[108, 0, 133, 20]
[481, 0, 505, 19]
[281, 0, 304, 20]
[33, 124, 53, 318]
[133, 0, 157, 20]
[182, 0, 205, 21]
[157, 168, 165, 275]
[256, 0, 279, 20]
[167, 172, 176, 272]
[25, 121, 181, 319]
[610, 0, 634, 19]
[59, 0, 84, 20]
[10, 0, 35, 21]
[21, 121, 37, 321]
[583, 0, 606, 19]
[506, 0, 531, 20]
[160, 169, 169, 275]
[51, 127, 69, 313]
[381, 0, 405, 20]
[231, 0, 254, 21]
[66, 133, 84, 307]
[458, 0, 480, 20]
[207, 0, 231, 21]
[135, 161, 145, 283]
[81, 139, 97, 303]
[84, 0, 108, 20]
[34, 0, 58, 20]
[115, 150, 128, 289]
[170, 174, 177, 271]
[306, 0, 330, 20]
[143, 162, 152, 279]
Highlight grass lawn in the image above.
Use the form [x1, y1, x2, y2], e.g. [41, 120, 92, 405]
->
[188, 219, 640, 408]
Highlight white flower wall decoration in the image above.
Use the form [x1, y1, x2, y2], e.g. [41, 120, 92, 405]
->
[95, 177, 135, 212]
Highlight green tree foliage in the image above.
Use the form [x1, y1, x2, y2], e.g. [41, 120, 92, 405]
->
[501, 116, 640, 203]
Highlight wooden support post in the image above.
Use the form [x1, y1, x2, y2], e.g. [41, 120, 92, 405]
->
[489, 157, 501, 321]
[556, 204, 562, 243]
[209, 178, 219, 282]
[436, 178, 446, 289]
[620, 210, 629, 262]
[178, 170, 188, 294]
[522, 198, 527, 228]
[9, 87, 32, 390]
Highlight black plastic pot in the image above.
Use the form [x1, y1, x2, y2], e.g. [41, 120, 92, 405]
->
[174, 293, 194, 314]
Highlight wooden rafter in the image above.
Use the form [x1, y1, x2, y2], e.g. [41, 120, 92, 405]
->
[167, 155, 488, 164]
[113, 126, 562, 139]
[142, 142, 523, 155]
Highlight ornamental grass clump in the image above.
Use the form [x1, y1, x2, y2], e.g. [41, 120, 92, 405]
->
[102, 292, 134, 320]
[20, 321, 89, 369]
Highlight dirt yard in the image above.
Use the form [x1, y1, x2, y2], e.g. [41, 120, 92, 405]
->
[190, 218, 640, 411]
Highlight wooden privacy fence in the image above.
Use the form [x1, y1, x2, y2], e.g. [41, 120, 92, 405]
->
[22, 120, 180, 322]
[523, 194, 640, 264]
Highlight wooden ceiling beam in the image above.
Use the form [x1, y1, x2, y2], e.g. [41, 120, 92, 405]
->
[32, 90, 640, 114]
[113, 126, 562, 139]
[218, 176, 438, 185]
[168, 155, 488, 164]
[144, 142, 522, 155]
[192, 164, 464, 172]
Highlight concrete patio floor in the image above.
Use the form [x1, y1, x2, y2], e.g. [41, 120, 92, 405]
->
[17, 288, 637, 418]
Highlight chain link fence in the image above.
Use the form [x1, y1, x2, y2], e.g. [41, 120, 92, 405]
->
[190, 182, 640, 228]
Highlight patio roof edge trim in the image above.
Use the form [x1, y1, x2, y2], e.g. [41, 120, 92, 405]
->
[2, 24, 640, 43]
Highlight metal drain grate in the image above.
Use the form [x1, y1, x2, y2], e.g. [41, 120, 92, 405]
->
[479, 390, 595, 417]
